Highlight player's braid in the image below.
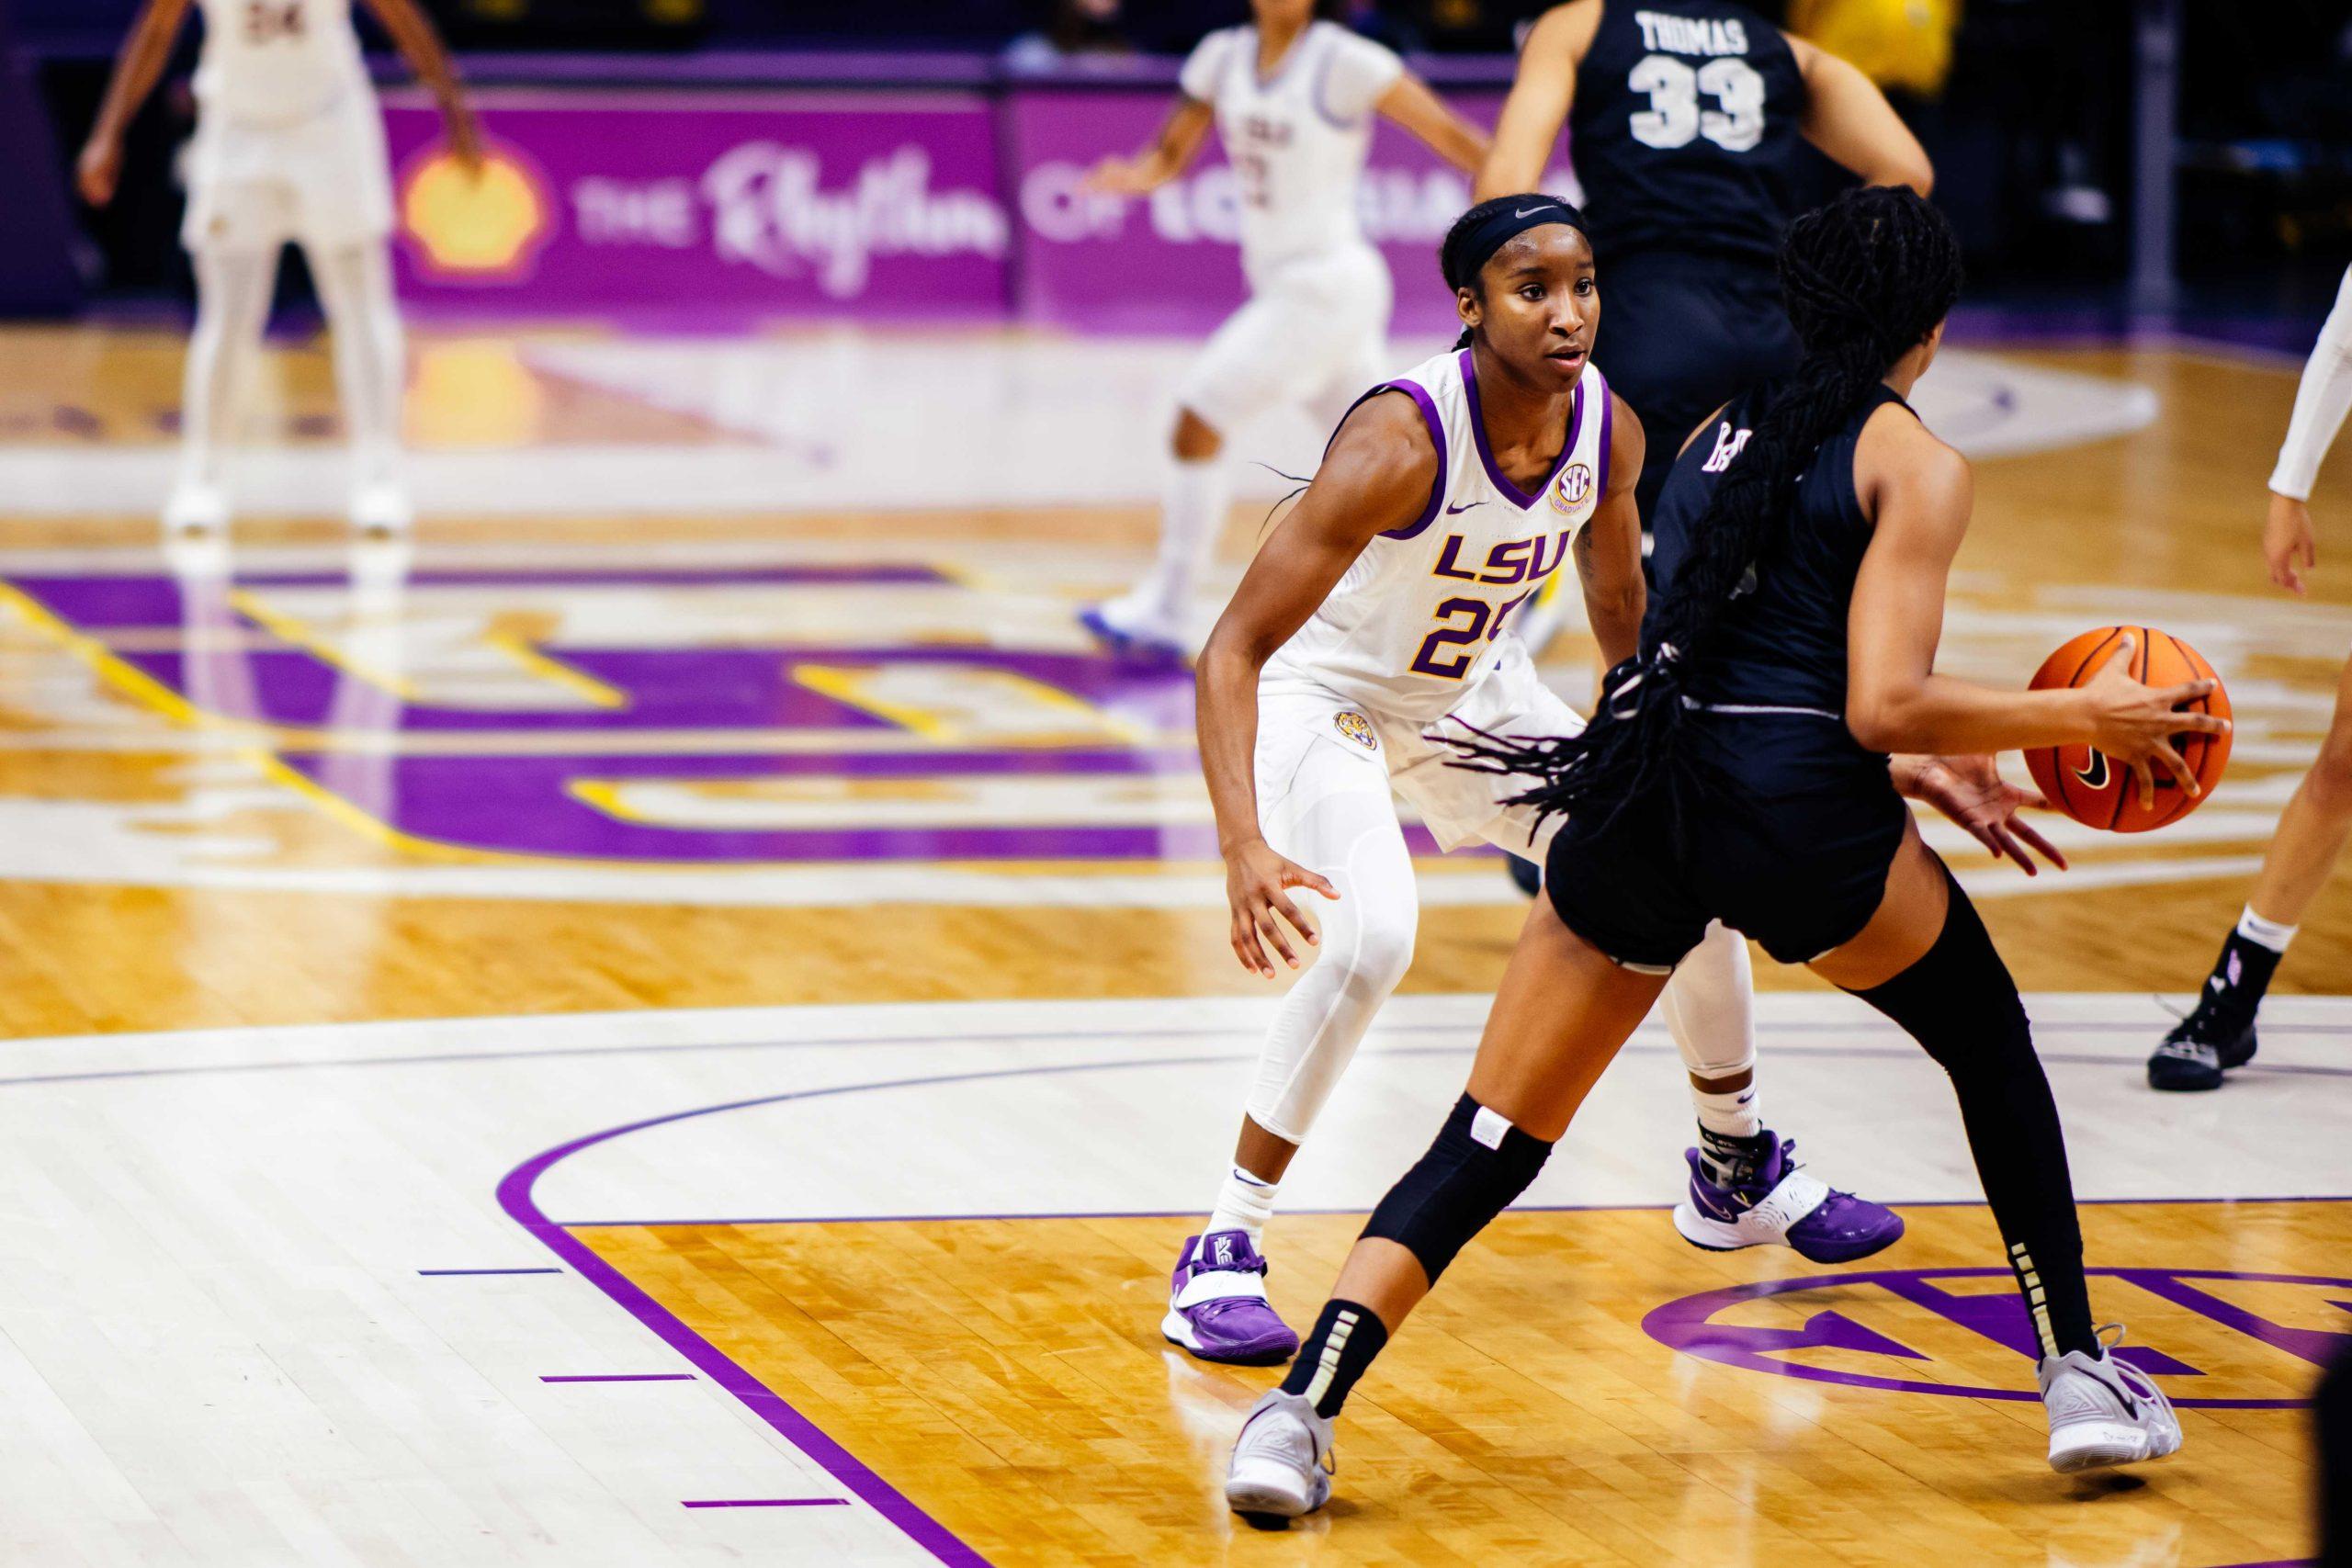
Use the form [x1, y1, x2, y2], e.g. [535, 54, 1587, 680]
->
[1450, 186, 1962, 830]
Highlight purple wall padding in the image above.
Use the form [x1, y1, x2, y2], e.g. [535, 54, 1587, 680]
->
[0, 0, 84, 315]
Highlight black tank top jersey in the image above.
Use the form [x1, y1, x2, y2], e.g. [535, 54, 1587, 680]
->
[1646, 380, 1913, 733]
[1570, 0, 1808, 266]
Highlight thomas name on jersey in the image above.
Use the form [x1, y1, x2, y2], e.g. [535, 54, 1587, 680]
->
[1634, 10, 1754, 57]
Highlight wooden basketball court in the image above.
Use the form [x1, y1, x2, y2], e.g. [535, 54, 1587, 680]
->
[0, 322, 2340, 1565]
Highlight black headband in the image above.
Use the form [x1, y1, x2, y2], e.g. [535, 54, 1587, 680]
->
[1444, 197, 1589, 289]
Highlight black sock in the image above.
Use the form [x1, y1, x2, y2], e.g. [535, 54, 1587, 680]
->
[1279, 1299, 1390, 1418]
[1697, 1125, 1771, 1188]
[1846, 869, 2098, 1359]
[2199, 927, 2282, 1028]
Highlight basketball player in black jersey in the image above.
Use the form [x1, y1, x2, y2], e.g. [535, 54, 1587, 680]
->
[1476, 0, 1939, 1245]
[1223, 188, 2222, 1522]
[1479, 0, 1929, 528]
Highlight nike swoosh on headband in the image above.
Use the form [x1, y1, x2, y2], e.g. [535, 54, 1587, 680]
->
[1513, 205, 1555, 218]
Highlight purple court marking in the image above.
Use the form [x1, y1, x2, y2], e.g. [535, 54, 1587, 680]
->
[540, 1372, 695, 1382]
[419, 1266, 563, 1276]
[1643, 1266, 2351, 1407]
[681, 1498, 851, 1509]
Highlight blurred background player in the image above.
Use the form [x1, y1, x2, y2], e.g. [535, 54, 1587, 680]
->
[2152, 262, 2352, 1091]
[75, 0, 481, 538]
[1078, 0, 1489, 660]
[1476, 0, 1930, 659]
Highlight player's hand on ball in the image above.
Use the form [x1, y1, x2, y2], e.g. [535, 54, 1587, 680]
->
[2265, 491, 2317, 596]
[2081, 633, 2229, 810]
[75, 137, 122, 208]
[1909, 754, 2066, 875]
[1224, 838, 1337, 978]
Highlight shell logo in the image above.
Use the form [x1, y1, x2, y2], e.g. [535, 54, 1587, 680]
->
[400, 146, 552, 281]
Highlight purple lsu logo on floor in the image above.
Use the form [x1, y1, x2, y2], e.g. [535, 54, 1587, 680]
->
[1643, 1264, 2351, 1406]
[8, 565, 1332, 866]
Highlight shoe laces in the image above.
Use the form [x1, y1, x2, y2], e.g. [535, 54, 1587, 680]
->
[2088, 1324, 2166, 1405]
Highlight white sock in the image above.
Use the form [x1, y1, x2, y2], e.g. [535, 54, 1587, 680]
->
[304, 239, 407, 497]
[1691, 1083, 1762, 1142]
[1141, 454, 1229, 616]
[178, 245, 278, 494]
[2237, 904, 2298, 953]
[1204, 1165, 1279, 1244]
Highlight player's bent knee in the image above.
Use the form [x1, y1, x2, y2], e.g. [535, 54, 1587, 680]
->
[1343, 915, 1416, 994]
[1361, 1094, 1553, 1284]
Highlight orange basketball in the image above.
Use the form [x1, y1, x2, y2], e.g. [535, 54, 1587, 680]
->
[2023, 626, 2231, 832]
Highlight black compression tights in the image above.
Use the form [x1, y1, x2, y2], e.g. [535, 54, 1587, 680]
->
[1844, 868, 2098, 1359]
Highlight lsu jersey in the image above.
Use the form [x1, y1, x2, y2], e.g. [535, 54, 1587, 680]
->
[193, 0, 372, 127]
[1263, 346, 1615, 725]
[1178, 20, 1404, 287]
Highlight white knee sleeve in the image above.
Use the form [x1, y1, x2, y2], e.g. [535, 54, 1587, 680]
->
[1659, 919, 1756, 1081]
[303, 241, 406, 488]
[1242, 745, 1419, 1144]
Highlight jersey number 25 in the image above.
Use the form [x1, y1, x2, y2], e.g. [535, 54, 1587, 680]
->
[1627, 55, 1765, 153]
[1410, 591, 1536, 681]
[244, 1, 306, 41]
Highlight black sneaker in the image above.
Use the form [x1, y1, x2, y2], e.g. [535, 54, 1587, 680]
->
[2148, 929, 2275, 1092]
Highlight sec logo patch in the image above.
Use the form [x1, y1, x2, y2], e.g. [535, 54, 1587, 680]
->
[1333, 711, 1376, 750]
[1551, 462, 1595, 514]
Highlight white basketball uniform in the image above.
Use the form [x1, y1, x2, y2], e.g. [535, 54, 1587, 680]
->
[1223, 345, 1756, 1156]
[1172, 21, 1403, 430]
[181, 0, 394, 253]
[1260, 345, 1612, 860]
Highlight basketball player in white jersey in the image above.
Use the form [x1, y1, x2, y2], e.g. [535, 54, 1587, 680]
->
[1168, 197, 1906, 1366]
[1078, 0, 1489, 661]
[77, 0, 480, 537]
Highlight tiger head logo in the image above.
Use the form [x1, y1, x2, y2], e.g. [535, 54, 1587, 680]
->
[1333, 711, 1376, 750]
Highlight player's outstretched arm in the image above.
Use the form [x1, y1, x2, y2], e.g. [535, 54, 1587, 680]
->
[1787, 34, 1931, 195]
[1083, 98, 1214, 196]
[1376, 73, 1490, 176]
[1195, 393, 1434, 977]
[1571, 393, 1646, 675]
[1475, 0, 1600, 200]
[77, 0, 193, 208]
[2265, 263, 2352, 594]
[362, 0, 481, 171]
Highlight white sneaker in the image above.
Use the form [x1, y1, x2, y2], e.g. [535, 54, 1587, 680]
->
[2039, 1327, 2182, 1474]
[350, 482, 413, 536]
[1224, 1389, 1333, 1523]
[162, 481, 229, 537]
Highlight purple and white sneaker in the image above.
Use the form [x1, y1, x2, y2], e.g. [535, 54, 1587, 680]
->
[1079, 596, 1186, 663]
[1671, 1134, 1904, 1264]
[1163, 1231, 1299, 1365]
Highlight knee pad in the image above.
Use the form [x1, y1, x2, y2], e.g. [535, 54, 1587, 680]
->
[1362, 1094, 1553, 1284]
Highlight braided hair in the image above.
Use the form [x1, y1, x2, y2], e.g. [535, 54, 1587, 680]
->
[1452, 185, 1962, 829]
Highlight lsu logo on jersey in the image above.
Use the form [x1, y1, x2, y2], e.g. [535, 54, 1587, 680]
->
[1550, 461, 1596, 517]
[1333, 711, 1377, 750]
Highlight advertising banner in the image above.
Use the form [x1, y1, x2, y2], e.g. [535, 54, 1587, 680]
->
[1004, 87, 1574, 334]
[381, 90, 1011, 319]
